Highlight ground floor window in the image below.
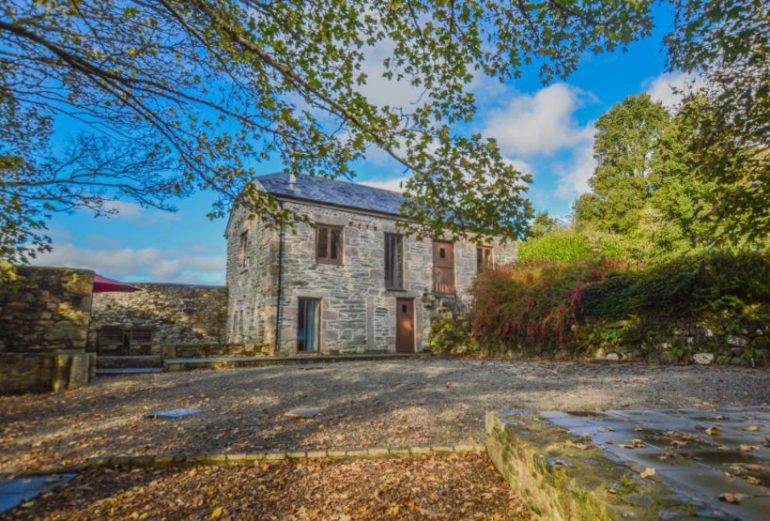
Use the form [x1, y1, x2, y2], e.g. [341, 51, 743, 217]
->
[297, 298, 321, 352]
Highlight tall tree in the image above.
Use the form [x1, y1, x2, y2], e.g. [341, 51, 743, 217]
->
[665, 0, 770, 241]
[573, 94, 670, 235]
[655, 96, 769, 250]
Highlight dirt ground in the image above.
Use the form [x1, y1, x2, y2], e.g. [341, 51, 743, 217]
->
[0, 453, 530, 521]
[2, 358, 769, 473]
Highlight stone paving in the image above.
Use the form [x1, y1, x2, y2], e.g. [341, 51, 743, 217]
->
[543, 407, 770, 520]
[0, 475, 74, 514]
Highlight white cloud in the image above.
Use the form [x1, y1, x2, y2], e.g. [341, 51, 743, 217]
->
[644, 71, 704, 109]
[482, 83, 595, 157]
[554, 134, 597, 200]
[505, 158, 533, 176]
[100, 200, 180, 224]
[357, 39, 426, 110]
[32, 243, 225, 284]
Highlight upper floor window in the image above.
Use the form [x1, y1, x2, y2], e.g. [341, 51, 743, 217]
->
[476, 246, 494, 272]
[433, 240, 455, 294]
[385, 233, 404, 289]
[239, 231, 249, 270]
[316, 224, 343, 264]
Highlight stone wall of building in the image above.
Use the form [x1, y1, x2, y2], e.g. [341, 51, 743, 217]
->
[226, 200, 517, 354]
[0, 266, 95, 394]
[225, 208, 279, 348]
[90, 283, 228, 355]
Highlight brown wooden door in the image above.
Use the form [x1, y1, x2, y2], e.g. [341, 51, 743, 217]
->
[396, 298, 415, 353]
[433, 241, 455, 294]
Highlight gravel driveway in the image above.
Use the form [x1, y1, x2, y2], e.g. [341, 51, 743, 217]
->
[2, 358, 769, 473]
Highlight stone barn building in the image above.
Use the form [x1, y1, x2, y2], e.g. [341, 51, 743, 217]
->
[225, 173, 517, 354]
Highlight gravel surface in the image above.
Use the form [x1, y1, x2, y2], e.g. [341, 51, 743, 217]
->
[0, 453, 530, 521]
[2, 358, 769, 473]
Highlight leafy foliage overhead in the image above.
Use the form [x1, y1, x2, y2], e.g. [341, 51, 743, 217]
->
[1, 0, 660, 262]
[665, 0, 770, 241]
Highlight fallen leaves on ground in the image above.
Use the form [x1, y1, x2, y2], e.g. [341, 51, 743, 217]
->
[0, 453, 531, 521]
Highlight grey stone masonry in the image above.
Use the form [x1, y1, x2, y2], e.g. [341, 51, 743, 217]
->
[90, 283, 227, 355]
[0, 266, 95, 393]
[225, 184, 517, 354]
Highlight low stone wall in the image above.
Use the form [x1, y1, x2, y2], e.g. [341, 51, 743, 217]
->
[428, 316, 770, 367]
[485, 410, 705, 520]
[0, 266, 95, 394]
[0, 352, 95, 394]
[90, 283, 227, 355]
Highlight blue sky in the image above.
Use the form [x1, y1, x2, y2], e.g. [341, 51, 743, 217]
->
[34, 5, 695, 285]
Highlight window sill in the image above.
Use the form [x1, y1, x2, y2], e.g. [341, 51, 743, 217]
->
[316, 260, 343, 266]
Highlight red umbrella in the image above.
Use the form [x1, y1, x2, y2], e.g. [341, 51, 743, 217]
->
[93, 274, 140, 293]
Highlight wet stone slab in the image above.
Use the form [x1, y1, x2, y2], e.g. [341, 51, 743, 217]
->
[0, 474, 75, 514]
[284, 407, 322, 419]
[541, 407, 770, 521]
[145, 408, 203, 420]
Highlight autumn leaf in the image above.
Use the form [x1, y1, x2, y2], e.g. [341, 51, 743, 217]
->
[719, 492, 748, 504]
[211, 507, 224, 519]
[640, 468, 656, 479]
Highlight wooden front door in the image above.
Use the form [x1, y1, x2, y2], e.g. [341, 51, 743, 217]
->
[396, 298, 415, 353]
[433, 241, 455, 294]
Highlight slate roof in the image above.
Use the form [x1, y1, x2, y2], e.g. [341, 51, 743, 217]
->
[256, 173, 405, 216]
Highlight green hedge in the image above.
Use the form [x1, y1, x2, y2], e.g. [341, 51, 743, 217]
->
[580, 251, 770, 320]
[519, 229, 622, 262]
[431, 251, 770, 364]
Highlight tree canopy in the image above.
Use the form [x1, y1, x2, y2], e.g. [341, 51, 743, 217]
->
[574, 93, 768, 262]
[1, 0, 767, 264]
[0, 0, 660, 263]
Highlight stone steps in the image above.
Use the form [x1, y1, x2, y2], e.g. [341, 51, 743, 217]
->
[164, 352, 420, 371]
[96, 355, 163, 369]
[96, 367, 164, 376]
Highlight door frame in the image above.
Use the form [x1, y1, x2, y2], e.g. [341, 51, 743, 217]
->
[396, 297, 415, 353]
[432, 240, 455, 294]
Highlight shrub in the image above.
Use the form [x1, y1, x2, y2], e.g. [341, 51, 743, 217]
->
[468, 250, 770, 362]
[426, 316, 476, 354]
[519, 230, 593, 262]
[580, 251, 770, 320]
[519, 229, 623, 262]
[470, 258, 623, 351]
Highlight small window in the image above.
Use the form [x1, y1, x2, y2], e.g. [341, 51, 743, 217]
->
[316, 224, 343, 264]
[239, 231, 249, 270]
[384, 233, 404, 289]
[477, 246, 494, 272]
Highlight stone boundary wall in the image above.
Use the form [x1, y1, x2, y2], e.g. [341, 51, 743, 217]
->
[90, 283, 227, 355]
[0, 266, 95, 394]
[429, 316, 769, 367]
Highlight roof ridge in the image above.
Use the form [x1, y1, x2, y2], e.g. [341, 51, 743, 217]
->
[255, 172, 405, 196]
